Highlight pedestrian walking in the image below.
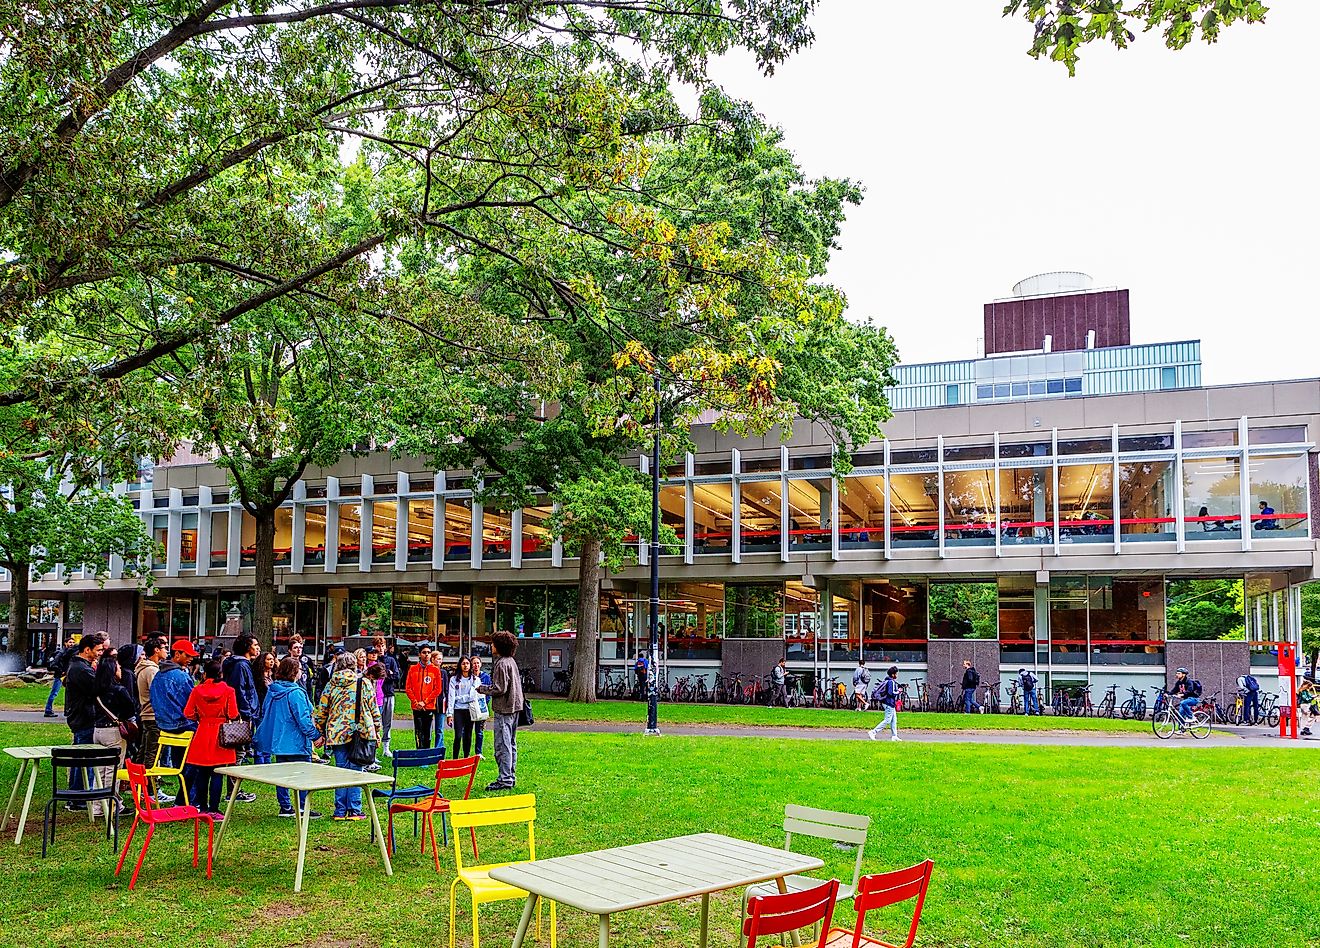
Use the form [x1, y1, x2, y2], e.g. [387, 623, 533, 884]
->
[868, 666, 902, 741]
[478, 631, 523, 791]
[961, 659, 981, 713]
[43, 634, 78, 717]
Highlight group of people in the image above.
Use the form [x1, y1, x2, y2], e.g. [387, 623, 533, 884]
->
[46, 628, 529, 824]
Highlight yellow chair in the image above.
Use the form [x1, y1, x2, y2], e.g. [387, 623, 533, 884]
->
[117, 731, 194, 806]
[447, 795, 556, 948]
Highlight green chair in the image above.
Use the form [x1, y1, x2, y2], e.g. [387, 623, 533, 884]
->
[744, 805, 871, 911]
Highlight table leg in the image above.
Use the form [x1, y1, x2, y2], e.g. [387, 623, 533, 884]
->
[699, 893, 710, 948]
[212, 778, 242, 855]
[509, 894, 537, 948]
[363, 784, 392, 878]
[13, 761, 39, 845]
[776, 877, 802, 948]
[599, 914, 610, 948]
[2, 759, 26, 832]
[294, 790, 312, 893]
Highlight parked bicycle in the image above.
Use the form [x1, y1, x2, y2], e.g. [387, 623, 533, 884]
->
[1119, 687, 1147, 721]
[1096, 684, 1118, 719]
[1006, 680, 1022, 715]
[982, 681, 1002, 713]
[935, 681, 959, 713]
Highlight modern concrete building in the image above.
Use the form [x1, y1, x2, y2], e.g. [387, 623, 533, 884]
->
[5, 277, 1316, 705]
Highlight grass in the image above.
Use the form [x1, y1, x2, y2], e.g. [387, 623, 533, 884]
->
[0, 681, 51, 710]
[0, 719, 1314, 948]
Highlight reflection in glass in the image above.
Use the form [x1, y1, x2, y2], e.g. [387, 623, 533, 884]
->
[887, 472, 937, 547]
[152, 514, 168, 568]
[724, 583, 781, 637]
[180, 513, 199, 568]
[303, 505, 327, 565]
[1057, 463, 1113, 543]
[692, 482, 734, 555]
[663, 581, 725, 660]
[783, 581, 818, 660]
[1183, 457, 1241, 539]
[998, 576, 1035, 664]
[1000, 466, 1053, 545]
[942, 469, 995, 546]
[600, 594, 632, 660]
[1119, 461, 1173, 540]
[371, 501, 397, 563]
[861, 580, 927, 662]
[1088, 577, 1164, 664]
[1164, 578, 1244, 642]
[444, 498, 473, 562]
[274, 506, 293, 566]
[929, 582, 997, 638]
[1048, 576, 1087, 665]
[336, 503, 361, 563]
[406, 500, 433, 562]
[435, 592, 468, 654]
[659, 484, 686, 555]
[1249, 454, 1308, 537]
[523, 499, 555, 559]
[482, 506, 513, 560]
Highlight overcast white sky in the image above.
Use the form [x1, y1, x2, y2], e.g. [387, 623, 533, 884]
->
[701, 3, 1320, 386]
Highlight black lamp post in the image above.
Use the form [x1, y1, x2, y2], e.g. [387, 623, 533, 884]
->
[646, 369, 661, 735]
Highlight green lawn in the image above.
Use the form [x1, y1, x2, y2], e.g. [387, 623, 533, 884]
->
[0, 720, 1312, 947]
[0, 681, 50, 710]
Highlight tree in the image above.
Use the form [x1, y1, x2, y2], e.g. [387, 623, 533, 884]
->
[391, 103, 897, 702]
[1004, 1, 1270, 74]
[1301, 582, 1320, 677]
[1165, 577, 1244, 640]
[929, 582, 999, 639]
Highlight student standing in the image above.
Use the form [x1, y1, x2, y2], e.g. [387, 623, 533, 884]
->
[446, 656, 480, 758]
[470, 655, 492, 757]
[182, 660, 240, 819]
[315, 652, 382, 821]
[477, 632, 524, 791]
[253, 657, 323, 819]
[868, 666, 902, 741]
[374, 636, 400, 757]
[405, 645, 443, 750]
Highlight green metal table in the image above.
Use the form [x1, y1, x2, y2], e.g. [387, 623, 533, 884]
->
[2, 744, 102, 845]
[214, 761, 395, 892]
[490, 832, 825, 948]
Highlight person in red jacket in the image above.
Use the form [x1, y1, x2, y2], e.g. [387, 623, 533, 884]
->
[183, 659, 240, 819]
[404, 645, 443, 750]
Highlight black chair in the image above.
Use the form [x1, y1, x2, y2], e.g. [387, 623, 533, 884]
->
[43, 747, 123, 858]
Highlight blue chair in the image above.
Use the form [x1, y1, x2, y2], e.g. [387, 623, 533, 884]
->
[371, 747, 447, 851]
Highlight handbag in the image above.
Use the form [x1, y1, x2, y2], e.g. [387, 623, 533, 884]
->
[218, 716, 253, 749]
[470, 691, 490, 723]
[345, 679, 378, 767]
[517, 697, 534, 728]
[96, 697, 141, 744]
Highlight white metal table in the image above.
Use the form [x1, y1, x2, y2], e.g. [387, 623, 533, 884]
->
[214, 761, 395, 892]
[489, 832, 826, 948]
[2, 744, 102, 844]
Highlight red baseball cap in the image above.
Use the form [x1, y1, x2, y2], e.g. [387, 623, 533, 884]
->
[171, 638, 199, 657]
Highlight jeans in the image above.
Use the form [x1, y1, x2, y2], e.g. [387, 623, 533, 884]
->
[381, 695, 394, 743]
[1242, 690, 1259, 723]
[434, 709, 445, 750]
[1023, 688, 1040, 715]
[192, 766, 223, 813]
[1178, 696, 1200, 721]
[331, 746, 363, 816]
[492, 712, 518, 787]
[274, 754, 311, 812]
[68, 727, 94, 796]
[44, 678, 62, 714]
[962, 688, 980, 713]
[412, 710, 434, 750]
[474, 719, 486, 756]
[771, 683, 788, 707]
[872, 705, 898, 738]
[452, 708, 474, 758]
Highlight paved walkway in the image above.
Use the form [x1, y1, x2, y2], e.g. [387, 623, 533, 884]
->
[4, 707, 1317, 749]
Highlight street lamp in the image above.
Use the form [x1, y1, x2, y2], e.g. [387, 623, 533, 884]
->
[646, 369, 661, 735]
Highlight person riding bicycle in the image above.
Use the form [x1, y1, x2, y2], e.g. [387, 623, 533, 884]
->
[852, 660, 872, 711]
[1169, 667, 1202, 724]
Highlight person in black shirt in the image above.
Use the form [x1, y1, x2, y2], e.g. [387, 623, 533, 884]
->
[1169, 667, 1201, 723]
[961, 660, 981, 713]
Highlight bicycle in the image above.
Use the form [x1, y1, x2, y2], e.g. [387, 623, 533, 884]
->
[1006, 681, 1022, 715]
[1051, 687, 1074, 717]
[1258, 691, 1281, 727]
[935, 681, 958, 713]
[1096, 684, 1117, 719]
[982, 681, 1001, 713]
[692, 677, 710, 703]
[520, 668, 537, 693]
[550, 668, 570, 696]
[909, 681, 928, 713]
[1119, 687, 1147, 721]
[1153, 693, 1213, 740]
[713, 673, 733, 704]
[785, 674, 808, 708]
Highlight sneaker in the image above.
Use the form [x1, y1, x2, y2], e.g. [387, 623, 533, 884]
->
[868, 730, 878, 741]
[363, 762, 382, 773]
[155, 792, 176, 805]
[344, 811, 367, 822]
[43, 710, 56, 718]
[205, 811, 224, 822]
[277, 808, 296, 818]
[63, 803, 87, 813]
[235, 791, 257, 804]
[484, 781, 510, 792]
[891, 736, 902, 742]
[381, 742, 392, 758]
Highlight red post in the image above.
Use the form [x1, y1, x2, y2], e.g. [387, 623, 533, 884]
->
[1278, 643, 1299, 740]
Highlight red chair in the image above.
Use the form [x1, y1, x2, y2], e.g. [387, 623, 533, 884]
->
[388, 755, 480, 871]
[825, 860, 934, 948]
[744, 879, 840, 948]
[115, 761, 215, 890]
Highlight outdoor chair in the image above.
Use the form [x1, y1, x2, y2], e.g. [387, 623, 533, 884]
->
[447, 794, 556, 948]
[114, 761, 215, 890]
[744, 878, 841, 948]
[117, 730, 194, 806]
[371, 746, 446, 850]
[744, 805, 871, 914]
[387, 755, 480, 871]
[42, 746, 123, 858]
[823, 860, 934, 948]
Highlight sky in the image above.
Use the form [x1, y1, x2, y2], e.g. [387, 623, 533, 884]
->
[699, 3, 1320, 387]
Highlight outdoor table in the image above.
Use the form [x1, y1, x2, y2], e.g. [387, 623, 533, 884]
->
[213, 761, 395, 892]
[2, 744, 102, 845]
[489, 832, 826, 948]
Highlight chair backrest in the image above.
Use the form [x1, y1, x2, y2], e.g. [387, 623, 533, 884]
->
[428, 755, 480, 804]
[744, 879, 840, 948]
[783, 804, 871, 887]
[155, 731, 194, 769]
[124, 761, 155, 817]
[851, 860, 935, 948]
[447, 794, 537, 871]
[390, 747, 447, 785]
[51, 747, 121, 795]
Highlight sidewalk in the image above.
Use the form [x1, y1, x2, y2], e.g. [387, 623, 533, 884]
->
[5, 706, 1317, 748]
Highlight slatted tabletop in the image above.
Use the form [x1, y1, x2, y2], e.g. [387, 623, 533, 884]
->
[489, 832, 825, 915]
[4, 744, 99, 761]
[216, 761, 395, 792]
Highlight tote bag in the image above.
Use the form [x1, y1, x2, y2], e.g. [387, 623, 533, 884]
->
[345, 679, 378, 767]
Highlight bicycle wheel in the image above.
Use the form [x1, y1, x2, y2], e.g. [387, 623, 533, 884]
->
[1189, 711, 1213, 740]
[1152, 709, 1177, 740]
[1120, 699, 1134, 720]
[1267, 708, 1280, 727]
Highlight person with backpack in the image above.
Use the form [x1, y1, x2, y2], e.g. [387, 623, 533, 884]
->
[868, 666, 902, 741]
[1169, 667, 1202, 725]
[633, 650, 649, 699]
[1018, 667, 1040, 715]
[43, 634, 79, 717]
[961, 659, 981, 713]
[1240, 672, 1260, 724]
[852, 660, 872, 711]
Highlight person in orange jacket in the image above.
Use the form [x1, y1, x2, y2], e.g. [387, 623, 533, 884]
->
[404, 644, 443, 750]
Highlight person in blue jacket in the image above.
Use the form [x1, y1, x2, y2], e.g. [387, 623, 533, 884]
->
[150, 639, 199, 734]
[253, 657, 323, 819]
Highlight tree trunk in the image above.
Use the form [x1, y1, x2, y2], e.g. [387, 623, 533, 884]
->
[9, 563, 31, 667]
[252, 505, 277, 649]
[567, 535, 603, 703]
[1310, 649, 1318, 680]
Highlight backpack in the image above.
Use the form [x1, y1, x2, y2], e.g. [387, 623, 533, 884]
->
[1022, 672, 1037, 691]
[1243, 674, 1259, 692]
[1188, 678, 1203, 698]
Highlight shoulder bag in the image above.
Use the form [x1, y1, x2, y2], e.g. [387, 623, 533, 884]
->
[96, 696, 141, 744]
[346, 678, 379, 767]
[218, 716, 253, 749]
[517, 697, 534, 728]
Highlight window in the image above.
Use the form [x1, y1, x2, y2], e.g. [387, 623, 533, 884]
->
[659, 484, 686, 555]
[942, 469, 994, 546]
[1064, 378, 1082, 393]
[1160, 366, 1176, 389]
[998, 576, 1035, 664]
[999, 466, 1054, 545]
[180, 513, 198, 568]
[1048, 576, 1087, 665]
[861, 580, 927, 662]
[210, 510, 229, 568]
[1089, 577, 1164, 665]
[1046, 379, 1064, 394]
[152, 514, 169, 569]
[482, 506, 513, 561]
[663, 581, 726, 660]
[444, 498, 473, 562]
[787, 477, 833, 551]
[523, 499, 555, 559]
[337, 503, 361, 563]
[945, 384, 960, 405]
[1250, 426, 1306, 445]
[1183, 429, 1237, 448]
[740, 483, 781, 555]
[401, 500, 433, 562]
[1183, 457, 1242, 538]
[1058, 463, 1113, 542]
[1011, 381, 1028, 397]
[1249, 454, 1309, 537]
[887, 472, 937, 548]
[370, 501, 397, 563]
[1028, 380, 1046, 395]
[274, 507, 293, 566]
[976, 384, 993, 400]
[929, 582, 997, 639]
[692, 482, 734, 555]
[1119, 461, 1174, 540]
[303, 505, 327, 565]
